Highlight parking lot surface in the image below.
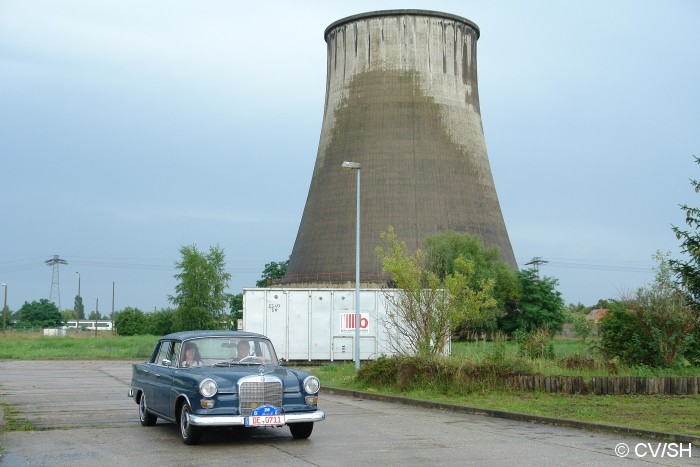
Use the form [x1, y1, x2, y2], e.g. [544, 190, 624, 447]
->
[0, 360, 697, 466]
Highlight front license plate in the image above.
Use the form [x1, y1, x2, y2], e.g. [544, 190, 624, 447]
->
[245, 415, 286, 427]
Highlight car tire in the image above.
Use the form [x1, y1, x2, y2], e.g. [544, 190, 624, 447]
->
[138, 394, 157, 427]
[289, 422, 314, 439]
[179, 402, 202, 445]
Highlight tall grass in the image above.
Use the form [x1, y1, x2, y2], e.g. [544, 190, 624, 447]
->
[310, 355, 700, 436]
[451, 337, 700, 377]
[0, 332, 157, 360]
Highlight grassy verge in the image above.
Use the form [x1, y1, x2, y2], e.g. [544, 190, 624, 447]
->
[0, 332, 157, 360]
[311, 362, 700, 437]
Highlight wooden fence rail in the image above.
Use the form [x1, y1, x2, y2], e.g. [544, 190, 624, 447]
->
[506, 375, 700, 395]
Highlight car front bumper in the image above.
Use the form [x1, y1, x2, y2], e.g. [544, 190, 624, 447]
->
[187, 410, 326, 427]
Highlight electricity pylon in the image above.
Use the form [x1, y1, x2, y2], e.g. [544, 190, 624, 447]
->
[45, 255, 67, 310]
[525, 257, 549, 275]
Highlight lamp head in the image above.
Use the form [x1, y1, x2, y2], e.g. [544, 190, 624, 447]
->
[341, 161, 361, 170]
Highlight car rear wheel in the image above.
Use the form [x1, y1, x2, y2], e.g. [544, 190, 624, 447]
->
[138, 394, 157, 426]
[289, 422, 314, 439]
[179, 402, 202, 445]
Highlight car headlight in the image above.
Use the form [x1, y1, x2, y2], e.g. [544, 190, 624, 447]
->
[303, 375, 320, 394]
[199, 378, 218, 398]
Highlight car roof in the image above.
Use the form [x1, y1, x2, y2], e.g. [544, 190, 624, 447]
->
[160, 330, 268, 341]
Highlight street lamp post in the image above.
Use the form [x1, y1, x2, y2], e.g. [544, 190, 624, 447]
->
[2, 283, 7, 337]
[341, 161, 361, 370]
[111, 281, 115, 334]
[94, 297, 98, 338]
[75, 272, 81, 328]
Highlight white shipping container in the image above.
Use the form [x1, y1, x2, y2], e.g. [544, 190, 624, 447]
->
[242, 288, 450, 362]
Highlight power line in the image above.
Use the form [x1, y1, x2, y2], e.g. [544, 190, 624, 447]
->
[517, 256, 654, 273]
[0, 255, 273, 278]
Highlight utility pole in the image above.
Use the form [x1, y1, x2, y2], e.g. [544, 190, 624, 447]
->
[2, 283, 7, 337]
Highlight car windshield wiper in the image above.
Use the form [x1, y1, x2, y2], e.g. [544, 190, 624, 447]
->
[212, 358, 264, 367]
[212, 360, 236, 367]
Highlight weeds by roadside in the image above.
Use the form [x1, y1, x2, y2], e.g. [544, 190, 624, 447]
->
[0, 403, 35, 433]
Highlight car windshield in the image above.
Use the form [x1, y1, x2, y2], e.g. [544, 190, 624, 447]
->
[179, 336, 279, 367]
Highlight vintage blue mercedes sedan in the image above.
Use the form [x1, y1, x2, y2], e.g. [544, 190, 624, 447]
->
[129, 330, 325, 445]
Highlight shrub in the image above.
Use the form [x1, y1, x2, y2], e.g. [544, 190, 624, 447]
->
[599, 253, 697, 368]
[514, 328, 555, 359]
[114, 307, 147, 336]
[356, 353, 533, 394]
[356, 356, 399, 387]
[559, 354, 598, 371]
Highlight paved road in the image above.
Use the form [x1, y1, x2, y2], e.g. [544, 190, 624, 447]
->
[0, 360, 697, 466]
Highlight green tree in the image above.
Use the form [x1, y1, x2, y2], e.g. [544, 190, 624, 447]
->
[74, 295, 85, 320]
[256, 259, 289, 287]
[600, 252, 696, 367]
[230, 293, 243, 330]
[146, 308, 175, 335]
[88, 310, 103, 320]
[376, 226, 497, 356]
[669, 156, 700, 363]
[566, 303, 594, 343]
[169, 244, 231, 331]
[230, 293, 243, 313]
[670, 156, 700, 310]
[17, 299, 63, 328]
[61, 309, 77, 321]
[444, 256, 498, 336]
[114, 307, 147, 336]
[505, 268, 565, 334]
[424, 231, 519, 338]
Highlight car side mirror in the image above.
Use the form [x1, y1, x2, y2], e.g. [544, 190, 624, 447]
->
[278, 358, 286, 366]
[162, 358, 172, 366]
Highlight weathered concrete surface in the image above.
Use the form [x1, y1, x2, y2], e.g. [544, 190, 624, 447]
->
[285, 10, 516, 286]
[1, 360, 698, 466]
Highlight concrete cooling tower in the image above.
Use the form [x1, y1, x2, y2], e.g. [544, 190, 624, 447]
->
[283, 9, 517, 286]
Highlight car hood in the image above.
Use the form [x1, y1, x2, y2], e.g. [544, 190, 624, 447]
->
[180, 365, 310, 393]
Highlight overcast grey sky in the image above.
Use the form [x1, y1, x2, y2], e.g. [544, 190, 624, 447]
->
[1, 0, 698, 313]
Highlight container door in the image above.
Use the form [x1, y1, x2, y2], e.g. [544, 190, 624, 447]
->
[286, 291, 311, 360]
[310, 290, 332, 360]
[264, 290, 287, 356]
[242, 289, 266, 333]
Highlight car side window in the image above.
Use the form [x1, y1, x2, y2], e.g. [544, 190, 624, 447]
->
[154, 341, 175, 366]
[173, 342, 183, 367]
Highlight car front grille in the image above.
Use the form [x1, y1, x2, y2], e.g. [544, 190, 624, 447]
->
[238, 375, 283, 415]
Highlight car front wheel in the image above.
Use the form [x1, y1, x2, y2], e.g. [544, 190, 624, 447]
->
[289, 422, 314, 439]
[179, 402, 202, 445]
[138, 394, 157, 426]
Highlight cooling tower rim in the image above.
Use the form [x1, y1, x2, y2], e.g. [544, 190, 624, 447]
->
[324, 9, 480, 42]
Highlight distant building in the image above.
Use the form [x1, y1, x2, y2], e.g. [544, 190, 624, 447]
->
[586, 308, 607, 323]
